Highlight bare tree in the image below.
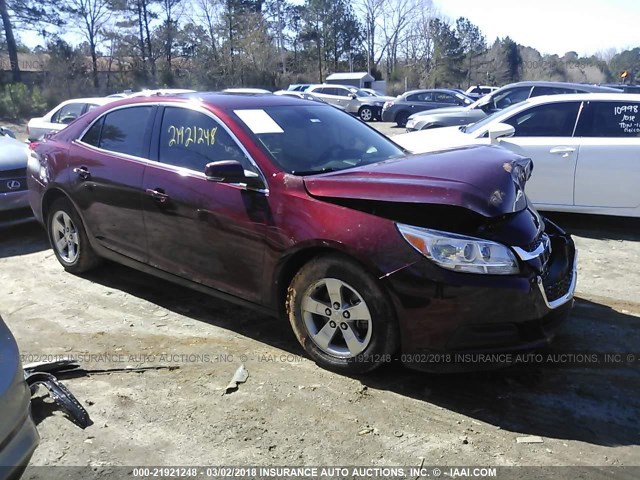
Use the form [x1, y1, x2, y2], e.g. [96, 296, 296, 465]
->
[65, 0, 112, 89]
[159, 0, 184, 69]
[354, 0, 386, 73]
[379, 0, 422, 77]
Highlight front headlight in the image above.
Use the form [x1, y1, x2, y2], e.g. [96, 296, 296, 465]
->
[397, 224, 520, 275]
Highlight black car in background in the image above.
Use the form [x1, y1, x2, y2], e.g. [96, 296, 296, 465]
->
[381, 89, 474, 126]
[405, 81, 622, 131]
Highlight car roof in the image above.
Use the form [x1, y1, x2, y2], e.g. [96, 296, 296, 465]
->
[404, 88, 464, 94]
[107, 91, 320, 110]
[522, 92, 640, 105]
[58, 97, 116, 105]
[500, 81, 620, 92]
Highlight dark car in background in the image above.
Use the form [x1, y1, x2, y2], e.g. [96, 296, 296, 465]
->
[0, 314, 39, 480]
[28, 93, 576, 374]
[405, 81, 621, 131]
[381, 89, 474, 127]
[0, 131, 32, 227]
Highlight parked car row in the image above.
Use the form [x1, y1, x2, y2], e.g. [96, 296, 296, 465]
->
[395, 92, 640, 218]
[405, 81, 620, 131]
[381, 89, 475, 126]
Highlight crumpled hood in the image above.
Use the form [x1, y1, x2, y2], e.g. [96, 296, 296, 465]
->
[0, 136, 28, 170]
[304, 145, 532, 217]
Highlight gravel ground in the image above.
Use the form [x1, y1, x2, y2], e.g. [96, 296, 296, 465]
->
[0, 120, 639, 480]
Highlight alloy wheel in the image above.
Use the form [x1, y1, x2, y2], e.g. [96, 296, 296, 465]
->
[51, 211, 80, 264]
[301, 278, 373, 358]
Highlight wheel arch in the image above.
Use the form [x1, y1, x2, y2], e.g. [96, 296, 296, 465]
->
[41, 187, 73, 227]
[273, 244, 384, 317]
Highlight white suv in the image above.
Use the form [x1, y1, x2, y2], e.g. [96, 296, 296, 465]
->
[306, 84, 385, 122]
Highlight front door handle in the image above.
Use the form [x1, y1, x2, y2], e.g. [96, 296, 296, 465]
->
[549, 146, 576, 157]
[145, 188, 169, 203]
[73, 166, 90, 179]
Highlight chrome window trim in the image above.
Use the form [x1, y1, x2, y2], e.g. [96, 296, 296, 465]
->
[75, 101, 269, 194]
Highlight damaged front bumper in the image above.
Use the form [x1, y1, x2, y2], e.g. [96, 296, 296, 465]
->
[383, 217, 577, 372]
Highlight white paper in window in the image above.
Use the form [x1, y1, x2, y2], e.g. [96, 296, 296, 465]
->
[234, 109, 284, 134]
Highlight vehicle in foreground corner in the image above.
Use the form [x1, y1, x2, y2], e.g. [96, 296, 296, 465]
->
[0, 131, 33, 226]
[405, 81, 621, 131]
[0, 314, 39, 480]
[381, 89, 474, 127]
[394, 93, 640, 218]
[26, 97, 117, 142]
[27, 93, 576, 373]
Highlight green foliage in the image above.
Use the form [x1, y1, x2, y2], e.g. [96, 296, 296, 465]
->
[0, 83, 47, 119]
[427, 18, 464, 87]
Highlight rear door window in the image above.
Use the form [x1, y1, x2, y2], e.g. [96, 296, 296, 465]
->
[93, 106, 155, 157]
[575, 101, 640, 137]
[434, 92, 456, 103]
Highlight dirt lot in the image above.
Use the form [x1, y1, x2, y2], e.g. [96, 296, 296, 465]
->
[1, 121, 639, 479]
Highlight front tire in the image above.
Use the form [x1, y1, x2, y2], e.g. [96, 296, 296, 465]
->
[359, 106, 374, 122]
[47, 197, 101, 273]
[286, 255, 398, 374]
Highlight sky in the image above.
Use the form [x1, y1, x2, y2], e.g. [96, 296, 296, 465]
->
[433, 0, 640, 56]
[14, 0, 640, 57]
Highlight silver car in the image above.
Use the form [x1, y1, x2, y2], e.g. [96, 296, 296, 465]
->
[0, 132, 32, 227]
[306, 84, 385, 121]
[0, 314, 39, 479]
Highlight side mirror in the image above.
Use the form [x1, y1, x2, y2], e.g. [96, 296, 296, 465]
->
[0, 126, 16, 139]
[488, 123, 515, 143]
[350, 93, 357, 99]
[205, 160, 246, 183]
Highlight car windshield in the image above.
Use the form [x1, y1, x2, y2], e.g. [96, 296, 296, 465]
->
[455, 93, 473, 104]
[233, 105, 405, 175]
[465, 101, 528, 134]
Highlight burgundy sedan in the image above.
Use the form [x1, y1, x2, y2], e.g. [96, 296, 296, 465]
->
[26, 93, 577, 373]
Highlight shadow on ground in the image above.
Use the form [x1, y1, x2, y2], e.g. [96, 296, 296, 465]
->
[0, 221, 48, 258]
[77, 260, 640, 448]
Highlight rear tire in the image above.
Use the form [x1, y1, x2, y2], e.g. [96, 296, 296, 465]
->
[286, 254, 398, 374]
[47, 197, 101, 273]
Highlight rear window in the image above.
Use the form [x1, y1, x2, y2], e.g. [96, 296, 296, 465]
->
[577, 101, 640, 137]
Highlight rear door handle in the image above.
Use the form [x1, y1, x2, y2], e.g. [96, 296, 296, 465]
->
[145, 188, 169, 203]
[549, 146, 576, 157]
[73, 166, 91, 179]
